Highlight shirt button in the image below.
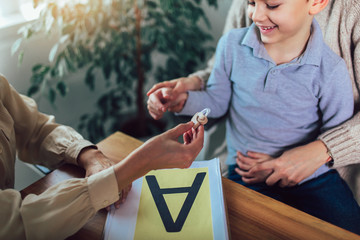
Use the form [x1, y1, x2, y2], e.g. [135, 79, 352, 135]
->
[271, 70, 278, 74]
[103, 200, 109, 206]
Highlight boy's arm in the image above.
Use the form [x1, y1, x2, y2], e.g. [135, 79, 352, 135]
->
[178, 35, 232, 118]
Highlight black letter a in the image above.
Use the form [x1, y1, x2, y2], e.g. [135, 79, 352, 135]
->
[145, 172, 206, 232]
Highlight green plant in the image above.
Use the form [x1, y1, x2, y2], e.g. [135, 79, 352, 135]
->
[13, 0, 218, 141]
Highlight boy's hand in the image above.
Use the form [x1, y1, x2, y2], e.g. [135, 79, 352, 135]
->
[235, 151, 273, 184]
[147, 76, 201, 120]
[147, 88, 188, 120]
[239, 140, 329, 187]
[147, 87, 173, 120]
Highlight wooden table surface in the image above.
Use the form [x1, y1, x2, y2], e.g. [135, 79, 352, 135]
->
[21, 132, 360, 240]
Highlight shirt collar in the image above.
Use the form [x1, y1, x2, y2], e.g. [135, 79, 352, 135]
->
[242, 23, 273, 62]
[241, 18, 323, 67]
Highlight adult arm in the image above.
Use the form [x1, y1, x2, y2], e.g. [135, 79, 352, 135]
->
[0, 167, 119, 240]
[319, 4, 360, 168]
[113, 122, 204, 189]
[0, 122, 204, 240]
[0, 75, 117, 187]
[0, 75, 93, 169]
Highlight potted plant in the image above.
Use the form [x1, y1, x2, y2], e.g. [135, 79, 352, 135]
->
[13, 0, 218, 141]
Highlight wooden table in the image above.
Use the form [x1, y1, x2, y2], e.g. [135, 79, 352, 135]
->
[21, 132, 360, 240]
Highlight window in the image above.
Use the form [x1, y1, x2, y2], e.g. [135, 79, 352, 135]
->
[0, 0, 40, 29]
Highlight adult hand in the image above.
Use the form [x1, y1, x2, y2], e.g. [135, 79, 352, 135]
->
[77, 147, 131, 210]
[147, 76, 202, 97]
[113, 122, 205, 191]
[135, 121, 204, 170]
[242, 140, 330, 187]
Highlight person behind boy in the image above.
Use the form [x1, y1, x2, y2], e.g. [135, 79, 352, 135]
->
[152, 0, 360, 233]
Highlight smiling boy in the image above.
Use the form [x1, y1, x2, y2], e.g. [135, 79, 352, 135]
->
[250, 0, 317, 65]
[176, 0, 360, 233]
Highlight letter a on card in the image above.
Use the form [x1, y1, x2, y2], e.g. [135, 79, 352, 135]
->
[133, 167, 214, 240]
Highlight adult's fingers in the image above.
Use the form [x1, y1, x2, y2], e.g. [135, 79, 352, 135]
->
[247, 151, 273, 161]
[171, 80, 187, 97]
[166, 122, 194, 140]
[264, 168, 281, 186]
[147, 80, 177, 96]
[167, 93, 188, 113]
[183, 130, 191, 144]
[181, 125, 204, 168]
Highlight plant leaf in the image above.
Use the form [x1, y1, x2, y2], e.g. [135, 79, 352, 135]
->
[48, 88, 56, 103]
[18, 51, 24, 66]
[57, 81, 68, 96]
[49, 43, 59, 62]
[11, 38, 22, 55]
[27, 85, 39, 97]
[32, 64, 43, 73]
[59, 34, 70, 44]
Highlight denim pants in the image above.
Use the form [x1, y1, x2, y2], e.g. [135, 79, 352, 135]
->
[228, 165, 360, 234]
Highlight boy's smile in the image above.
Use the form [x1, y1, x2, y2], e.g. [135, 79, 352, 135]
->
[246, 0, 319, 64]
[257, 24, 278, 34]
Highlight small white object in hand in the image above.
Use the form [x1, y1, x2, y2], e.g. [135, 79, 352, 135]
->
[191, 108, 211, 129]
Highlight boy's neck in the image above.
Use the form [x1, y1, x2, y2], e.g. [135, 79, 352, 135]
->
[264, 26, 311, 65]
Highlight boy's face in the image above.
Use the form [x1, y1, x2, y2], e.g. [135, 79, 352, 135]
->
[247, 0, 314, 47]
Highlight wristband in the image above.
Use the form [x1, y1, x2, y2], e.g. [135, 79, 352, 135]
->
[325, 150, 334, 167]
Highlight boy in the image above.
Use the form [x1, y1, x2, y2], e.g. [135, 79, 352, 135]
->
[171, 0, 360, 233]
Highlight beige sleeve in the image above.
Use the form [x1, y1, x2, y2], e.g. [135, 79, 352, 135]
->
[0, 167, 119, 240]
[36, 126, 95, 168]
[319, 114, 360, 168]
[0, 75, 93, 169]
[318, 2, 360, 168]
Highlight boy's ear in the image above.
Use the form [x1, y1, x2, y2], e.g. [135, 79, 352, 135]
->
[309, 0, 329, 15]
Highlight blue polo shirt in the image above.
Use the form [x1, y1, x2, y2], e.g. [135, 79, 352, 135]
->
[180, 19, 353, 182]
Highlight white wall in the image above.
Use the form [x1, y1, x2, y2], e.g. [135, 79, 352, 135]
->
[0, 1, 233, 136]
[201, 0, 233, 47]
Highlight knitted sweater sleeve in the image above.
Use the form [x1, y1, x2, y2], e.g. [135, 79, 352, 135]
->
[319, 2, 360, 168]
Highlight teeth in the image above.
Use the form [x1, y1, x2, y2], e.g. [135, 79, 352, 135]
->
[262, 26, 275, 30]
